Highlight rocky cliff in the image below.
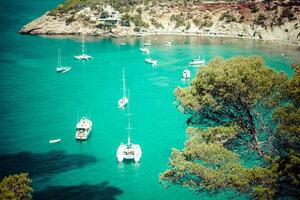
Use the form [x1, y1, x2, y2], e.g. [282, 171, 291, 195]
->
[19, 1, 300, 46]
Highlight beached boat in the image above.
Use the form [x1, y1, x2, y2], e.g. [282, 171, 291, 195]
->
[75, 117, 92, 140]
[49, 139, 62, 144]
[116, 91, 142, 163]
[56, 50, 71, 73]
[118, 67, 129, 109]
[74, 34, 93, 60]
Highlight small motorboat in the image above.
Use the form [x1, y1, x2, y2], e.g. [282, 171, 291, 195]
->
[56, 66, 71, 73]
[49, 139, 62, 144]
[181, 69, 191, 81]
[189, 58, 205, 66]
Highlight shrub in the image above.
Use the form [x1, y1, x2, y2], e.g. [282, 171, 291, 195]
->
[151, 18, 164, 29]
[255, 14, 267, 26]
[133, 27, 140, 32]
[219, 11, 236, 23]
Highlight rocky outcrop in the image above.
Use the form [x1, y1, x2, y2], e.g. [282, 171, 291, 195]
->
[19, 2, 300, 46]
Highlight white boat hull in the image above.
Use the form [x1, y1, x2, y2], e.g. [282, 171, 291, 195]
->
[164, 42, 172, 47]
[181, 69, 191, 81]
[74, 54, 93, 60]
[49, 139, 62, 144]
[145, 58, 157, 65]
[189, 59, 205, 66]
[75, 117, 92, 140]
[118, 97, 128, 109]
[117, 143, 142, 163]
[56, 66, 71, 73]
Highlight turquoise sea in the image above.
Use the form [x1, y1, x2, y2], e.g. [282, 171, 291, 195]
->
[0, 0, 299, 199]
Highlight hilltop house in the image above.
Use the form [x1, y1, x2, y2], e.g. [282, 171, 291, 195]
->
[98, 5, 120, 26]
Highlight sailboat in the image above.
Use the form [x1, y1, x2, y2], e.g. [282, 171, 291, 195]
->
[145, 48, 157, 66]
[56, 49, 71, 73]
[75, 116, 92, 140]
[74, 34, 93, 60]
[118, 67, 129, 109]
[116, 91, 142, 163]
[189, 37, 205, 66]
[139, 43, 150, 54]
[181, 68, 191, 81]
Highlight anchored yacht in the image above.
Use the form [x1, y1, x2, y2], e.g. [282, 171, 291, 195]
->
[75, 117, 92, 140]
[56, 49, 71, 73]
[74, 34, 93, 60]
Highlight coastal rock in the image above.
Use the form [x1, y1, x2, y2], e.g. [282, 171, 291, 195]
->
[19, 2, 300, 46]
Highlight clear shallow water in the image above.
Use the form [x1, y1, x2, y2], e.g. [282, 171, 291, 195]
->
[0, 1, 299, 199]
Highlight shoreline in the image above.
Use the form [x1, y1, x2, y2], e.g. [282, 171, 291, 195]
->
[24, 31, 300, 49]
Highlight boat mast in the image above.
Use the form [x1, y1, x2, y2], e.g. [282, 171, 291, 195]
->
[122, 67, 126, 98]
[126, 90, 132, 145]
[82, 34, 85, 55]
[58, 49, 61, 67]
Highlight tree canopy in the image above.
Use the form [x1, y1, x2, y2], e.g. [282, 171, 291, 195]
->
[0, 173, 33, 200]
[160, 56, 299, 199]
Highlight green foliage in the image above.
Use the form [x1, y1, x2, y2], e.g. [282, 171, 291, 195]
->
[160, 126, 276, 196]
[150, 18, 163, 29]
[0, 173, 33, 200]
[170, 13, 186, 29]
[185, 22, 191, 30]
[219, 11, 236, 23]
[100, 10, 109, 18]
[200, 20, 213, 28]
[175, 56, 287, 157]
[131, 14, 149, 28]
[255, 14, 267, 26]
[272, 64, 300, 197]
[161, 56, 294, 198]
[250, 4, 259, 13]
[192, 18, 201, 28]
[281, 7, 295, 21]
[133, 27, 140, 32]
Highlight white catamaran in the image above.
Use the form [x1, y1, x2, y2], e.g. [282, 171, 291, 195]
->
[75, 116, 92, 140]
[56, 49, 71, 73]
[74, 34, 93, 60]
[116, 91, 142, 163]
[118, 67, 129, 109]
